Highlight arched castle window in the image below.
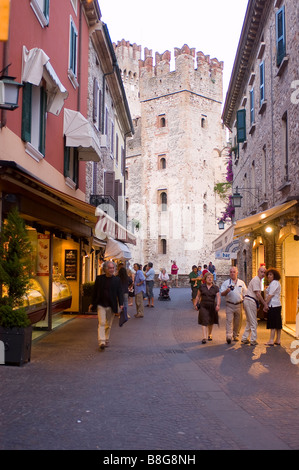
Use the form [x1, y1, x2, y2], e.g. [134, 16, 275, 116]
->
[159, 155, 166, 169]
[160, 191, 167, 211]
[159, 238, 167, 255]
[158, 114, 166, 128]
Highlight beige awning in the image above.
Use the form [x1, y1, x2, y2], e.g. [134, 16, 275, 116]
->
[63, 108, 101, 162]
[104, 238, 132, 261]
[234, 200, 298, 237]
[94, 206, 136, 246]
[21, 46, 68, 116]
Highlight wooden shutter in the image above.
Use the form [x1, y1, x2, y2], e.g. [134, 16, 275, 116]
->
[276, 6, 286, 66]
[259, 61, 265, 105]
[64, 143, 70, 177]
[250, 89, 254, 125]
[93, 78, 98, 123]
[237, 109, 246, 143]
[39, 87, 47, 155]
[114, 179, 120, 213]
[104, 171, 115, 197]
[73, 148, 79, 187]
[44, 0, 50, 22]
[98, 89, 101, 131]
[21, 82, 32, 142]
[121, 146, 125, 175]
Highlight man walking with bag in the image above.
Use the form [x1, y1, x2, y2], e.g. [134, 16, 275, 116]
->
[90, 261, 123, 350]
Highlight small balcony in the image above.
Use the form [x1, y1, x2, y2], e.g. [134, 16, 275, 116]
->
[90, 195, 116, 219]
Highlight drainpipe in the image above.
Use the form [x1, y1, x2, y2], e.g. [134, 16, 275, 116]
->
[0, 19, 10, 128]
[270, 24, 275, 205]
[77, 2, 82, 112]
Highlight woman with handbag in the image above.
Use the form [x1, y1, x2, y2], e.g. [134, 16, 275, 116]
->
[264, 268, 282, 346]
[196, 272, 221, 344]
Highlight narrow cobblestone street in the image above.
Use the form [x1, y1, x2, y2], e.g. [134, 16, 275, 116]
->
[1, 288, 298, 451]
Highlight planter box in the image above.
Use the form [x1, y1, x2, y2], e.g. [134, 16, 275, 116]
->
[0, 326, 32, 366]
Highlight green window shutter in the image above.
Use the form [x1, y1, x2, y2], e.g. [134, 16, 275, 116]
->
[250, 89, 255, 125]
[259, 61, 265, 105]
[237, 109, 246, 143]
[64, 144, 70, 178]
[70, 21, 77, 74]
[44, 0, 50, 23]
[93, 78, 98, 123]
[39, 87, 47, 156]
[276, 6, 286, 66]
[73, 148, 79, 188]
[21, 82, 32, 142]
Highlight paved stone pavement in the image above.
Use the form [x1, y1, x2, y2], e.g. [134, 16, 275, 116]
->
[1, 288, 298, 451]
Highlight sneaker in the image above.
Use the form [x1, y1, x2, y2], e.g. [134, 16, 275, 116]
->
[99, 343, 105, 350]
[241, 339, 250, 344]
[250, 340, 258, 346]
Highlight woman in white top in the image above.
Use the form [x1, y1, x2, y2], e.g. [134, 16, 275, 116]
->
[264, 268, 282, 346]
[158, 268, 169, 284]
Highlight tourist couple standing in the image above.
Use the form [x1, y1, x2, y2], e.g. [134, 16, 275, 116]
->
[198, 265, 282, 346]
[220, 265, 268, 345]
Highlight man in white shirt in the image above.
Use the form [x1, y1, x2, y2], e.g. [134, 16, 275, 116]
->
[220, 266, 247, 344]
[241, 266, 268, 345]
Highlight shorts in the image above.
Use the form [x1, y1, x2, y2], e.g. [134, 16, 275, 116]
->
[146, 280, 154, 298]
[172, 273, 178, 280]
[191, 286, 199, 299]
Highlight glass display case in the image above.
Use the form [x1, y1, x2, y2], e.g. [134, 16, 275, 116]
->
[19, 278, 47, 325]
[52, 274, 72, 314]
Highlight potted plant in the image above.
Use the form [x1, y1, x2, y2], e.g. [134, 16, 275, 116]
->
[0, 208, 33, 366]
[81, 281, 95, 314]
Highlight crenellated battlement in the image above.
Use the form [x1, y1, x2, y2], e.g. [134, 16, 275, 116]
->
[115, 40, 223, 104]
[114, 40, 223, 78]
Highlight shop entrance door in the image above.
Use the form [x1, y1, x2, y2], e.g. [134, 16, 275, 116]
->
[285, 277, 298, 325]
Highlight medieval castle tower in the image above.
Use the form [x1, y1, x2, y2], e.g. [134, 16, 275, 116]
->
[114, 40, 228, 274]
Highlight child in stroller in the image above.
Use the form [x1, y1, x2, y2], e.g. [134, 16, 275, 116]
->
[158, 280, 171, 301]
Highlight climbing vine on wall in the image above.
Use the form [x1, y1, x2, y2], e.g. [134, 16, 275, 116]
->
[214, 150, 235, 223]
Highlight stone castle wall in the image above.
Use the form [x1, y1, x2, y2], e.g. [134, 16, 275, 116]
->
[115, 41, 230, 275]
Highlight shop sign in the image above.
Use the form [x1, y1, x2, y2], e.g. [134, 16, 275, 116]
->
[37, 234, 50, 276]
[215, 250, 237, 260]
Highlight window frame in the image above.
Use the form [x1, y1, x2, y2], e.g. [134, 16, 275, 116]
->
[30, 0, 50, 27]
[249, 88, 255, 125]
[21, 82, 47, 161]
[259, 61, 265, 106]
[236, 109, 246, 143]
[68, 16, 78, 88]
[276, 6, 286, 67]
[64, 143, 79, 188]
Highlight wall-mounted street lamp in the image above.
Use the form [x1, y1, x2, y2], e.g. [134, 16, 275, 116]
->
[218, 219, 225, 230]
[0, 75, 23, 111]
[231, 186, 259, 208]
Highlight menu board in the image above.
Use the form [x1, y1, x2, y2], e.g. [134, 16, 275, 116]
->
[64, 250, 78, 281]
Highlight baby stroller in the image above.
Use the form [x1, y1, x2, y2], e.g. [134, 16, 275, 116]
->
[158, 281, 171, 301]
